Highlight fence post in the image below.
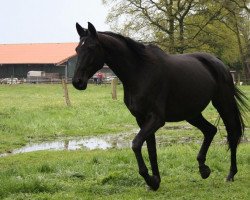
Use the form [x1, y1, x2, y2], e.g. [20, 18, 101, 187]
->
[11, 75, 13, 85]
[111, 78, 118, 100]
[62, 78, 71, 106]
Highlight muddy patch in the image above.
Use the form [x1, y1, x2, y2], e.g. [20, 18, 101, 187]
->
[0, 127, 248, 157]
[0, 131, 137, 157]
[163, 125, 193, 130]
[0, 134, 203, 157]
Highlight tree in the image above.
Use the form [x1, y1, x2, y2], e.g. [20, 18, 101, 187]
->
[103, 0, 250, 72]
[218, 0, 250, 79]
[103, 0, 199, 53]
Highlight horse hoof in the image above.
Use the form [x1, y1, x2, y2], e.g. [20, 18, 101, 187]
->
[147, 175, 161, 191]
[199, 165, 211, 179]
[226, 174, 235, 182]
[226, 177, 234, 182]
[226, 169, 237, 182]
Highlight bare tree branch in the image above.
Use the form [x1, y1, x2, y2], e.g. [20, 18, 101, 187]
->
[192, 6, 224, 40]
[230, 0, 250, 12]
[129, 0, 172, 34]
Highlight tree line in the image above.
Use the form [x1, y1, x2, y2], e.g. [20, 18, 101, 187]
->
[103, 0, 250, 80]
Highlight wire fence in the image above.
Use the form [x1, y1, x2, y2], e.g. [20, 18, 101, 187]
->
[0, 77, 122, 85]
[0, 76, 250, 85]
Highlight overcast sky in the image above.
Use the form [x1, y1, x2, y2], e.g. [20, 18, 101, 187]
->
[0, 0, 110, 44]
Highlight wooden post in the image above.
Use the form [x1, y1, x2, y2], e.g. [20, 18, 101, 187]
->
[11, 75, 13, 85]
[111, 78, 118, 100]
[62, 78, 71, 106]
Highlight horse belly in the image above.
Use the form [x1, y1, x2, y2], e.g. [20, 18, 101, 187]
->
[164, 74, 216, 122]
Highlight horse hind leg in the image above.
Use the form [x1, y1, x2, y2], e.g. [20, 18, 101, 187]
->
[187, 114, 217, 179]
[212, 89, 243, 181]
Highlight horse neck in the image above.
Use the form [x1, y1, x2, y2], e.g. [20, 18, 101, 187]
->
[99, 34, 141, 88]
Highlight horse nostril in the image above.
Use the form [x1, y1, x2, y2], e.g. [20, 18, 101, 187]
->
[78, 79, 84, 86]
[73, 78, 81, 84]
[72, 78, 87, 90]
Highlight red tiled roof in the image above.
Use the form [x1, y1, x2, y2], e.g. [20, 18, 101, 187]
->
[0, 43, 78, 65]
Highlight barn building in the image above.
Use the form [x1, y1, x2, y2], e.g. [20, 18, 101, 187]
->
[0, 43, 114, 81]
[0, 43, 78, 79]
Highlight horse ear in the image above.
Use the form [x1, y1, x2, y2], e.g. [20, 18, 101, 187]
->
[76, 22, 87, 38]
[88, 22, 98, 38]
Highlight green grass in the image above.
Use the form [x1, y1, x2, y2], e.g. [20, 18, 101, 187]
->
[0, 144, 249, 200]
[0, 84, 249, 153]
[0, 84, 249, 199]
[0, 84, 136, 152]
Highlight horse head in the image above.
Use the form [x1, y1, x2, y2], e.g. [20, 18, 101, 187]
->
[72, 22, 105, 90]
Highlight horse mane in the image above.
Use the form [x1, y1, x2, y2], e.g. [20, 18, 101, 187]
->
[99, 31, 147, 58]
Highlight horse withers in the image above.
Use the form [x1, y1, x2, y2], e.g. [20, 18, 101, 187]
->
[72, 22, 248, 191]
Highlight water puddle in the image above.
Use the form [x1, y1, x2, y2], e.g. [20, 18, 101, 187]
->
[0, 126, 248, 157]
[0, 132, 137, 158]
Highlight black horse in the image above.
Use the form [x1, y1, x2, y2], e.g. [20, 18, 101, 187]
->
[72, 22, 248, 190]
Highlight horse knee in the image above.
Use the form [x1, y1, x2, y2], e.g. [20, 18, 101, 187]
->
[203, 125, 217, 138]
[210, 126, 217, 136]
[132, 139, 142, 152]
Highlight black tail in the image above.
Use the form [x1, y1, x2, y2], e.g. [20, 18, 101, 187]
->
[197, 54, 248, 144]
[234, 86, 249, 135]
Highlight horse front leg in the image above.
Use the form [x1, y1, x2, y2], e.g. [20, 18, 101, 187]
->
[132, 114, 163, 190]
[146, 134, 161, 188]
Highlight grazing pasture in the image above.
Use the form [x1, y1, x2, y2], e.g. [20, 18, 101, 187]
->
[0, 84, 249, 199]
[0, 145, 249, 199]
[0, 84, 134, 153]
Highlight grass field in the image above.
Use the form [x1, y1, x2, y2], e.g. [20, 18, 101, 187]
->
[0, 84, 249, 199]
[0, 145, 249, 199]
[0, 84, 249, 153]
[0, 84, 135, 152]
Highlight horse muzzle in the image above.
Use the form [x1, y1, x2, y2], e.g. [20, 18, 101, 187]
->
[72, 78, 88, 90]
